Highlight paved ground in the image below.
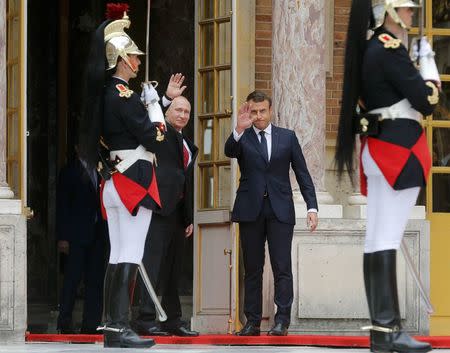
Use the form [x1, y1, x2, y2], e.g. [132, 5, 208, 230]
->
[0, 345, 449, 353]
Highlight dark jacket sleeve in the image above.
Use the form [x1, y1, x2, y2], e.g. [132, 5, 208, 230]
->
[290, 131, 318, 210]
[382, 47, 438, 116]
[224, 131, 241, 158]
[119, 93, 164, 151]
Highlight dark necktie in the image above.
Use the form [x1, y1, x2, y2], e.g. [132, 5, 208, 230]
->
[183, 142, 189, 169]
[259, 130, 269, 162]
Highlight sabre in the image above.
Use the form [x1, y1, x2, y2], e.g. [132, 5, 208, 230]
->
[416, 0, 425, 65]
[138, 262, 167, 322]
[145, 0, 151, 82]
[400, 240, 434, 314]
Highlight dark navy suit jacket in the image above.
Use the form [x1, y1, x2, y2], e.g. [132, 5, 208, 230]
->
[224, 125, 318, 225]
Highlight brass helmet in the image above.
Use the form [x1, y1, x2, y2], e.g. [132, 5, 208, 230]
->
[372, 0, 420, 30]
[104, 10, 144, 72]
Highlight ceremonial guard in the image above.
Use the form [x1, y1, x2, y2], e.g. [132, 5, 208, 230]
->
[78, 3, 167, 349]
[335, 1, 439, 352]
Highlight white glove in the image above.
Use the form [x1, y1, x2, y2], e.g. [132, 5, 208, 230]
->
[411, 37, 441, 84]
[410, 36, 434, 61]
[141, 82, 160, 105]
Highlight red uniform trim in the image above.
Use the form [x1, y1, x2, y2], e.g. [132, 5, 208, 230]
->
[359, 132, 431, 196]
[112, 165, 161, 214]
[100, 179, 107, 220]
[99, 164, 161, 218]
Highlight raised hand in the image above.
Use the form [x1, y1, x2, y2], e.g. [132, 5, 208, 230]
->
[165, 73, 187, 99]
[236, 102, 255, 134]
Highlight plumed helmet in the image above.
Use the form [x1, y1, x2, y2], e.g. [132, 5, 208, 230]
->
[372, 0, 421, 30]
[104, 3, 144, 71]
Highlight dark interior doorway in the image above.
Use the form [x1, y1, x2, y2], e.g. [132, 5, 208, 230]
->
[26, 0, 195, 333]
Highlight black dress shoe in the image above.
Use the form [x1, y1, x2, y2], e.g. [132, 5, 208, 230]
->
[132, 321, 170, 336]
[268, 322, 288, 336]
[165, 326, 199, 337]
[235, 322, 261, 336]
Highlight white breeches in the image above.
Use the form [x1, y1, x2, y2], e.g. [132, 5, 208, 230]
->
[362, 144, 420, 253]
[102, 179, 152, 264]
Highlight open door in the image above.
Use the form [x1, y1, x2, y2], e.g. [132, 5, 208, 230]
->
[192, 0, 255, 333]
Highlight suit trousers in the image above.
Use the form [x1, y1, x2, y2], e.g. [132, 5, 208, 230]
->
[239, 196, 294, 326]
[135, 205, 186, 328]
[57, 230, 106, 331]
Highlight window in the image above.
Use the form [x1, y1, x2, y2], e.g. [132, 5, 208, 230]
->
[6, 0, 22, 198]
[197, 0, 232, 209]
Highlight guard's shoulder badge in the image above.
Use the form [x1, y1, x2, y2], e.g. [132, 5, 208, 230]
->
[115, 84, 133, 98]
[378, 33, 401, 49]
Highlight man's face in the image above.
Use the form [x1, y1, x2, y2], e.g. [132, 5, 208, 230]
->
[396, 7, 415, 28]
[166, 97, 191, 131]
[249, 99, 272, 130]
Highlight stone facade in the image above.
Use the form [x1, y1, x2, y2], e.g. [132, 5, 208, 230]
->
[0, 0, 27, 342]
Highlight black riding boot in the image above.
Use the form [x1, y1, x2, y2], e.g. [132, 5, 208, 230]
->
[100, 263, 116, 345]
[104, 263, 155, 348]
[366, 250, 431, 353]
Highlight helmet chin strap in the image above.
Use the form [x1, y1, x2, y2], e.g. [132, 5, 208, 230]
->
[123, 56, 138, 73]
[386, 6, 410, 29]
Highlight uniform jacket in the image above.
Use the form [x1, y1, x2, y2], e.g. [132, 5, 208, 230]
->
[224, 125, 318, 225]
[359, 28, 438, 195]
[102, 77, 165, 214]
[152, 122, 198, 226]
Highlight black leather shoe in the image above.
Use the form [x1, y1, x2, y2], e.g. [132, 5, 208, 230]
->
[166, 326, 199, 337]
[132, 321, 170, 336]
[235, 322, 260, 336]
[268, 322, 288, 336]
[104, 328, 155, 348]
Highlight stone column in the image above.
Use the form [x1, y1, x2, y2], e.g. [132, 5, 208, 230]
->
[272, 0, 341, 218]
[0, 0, 13, 200]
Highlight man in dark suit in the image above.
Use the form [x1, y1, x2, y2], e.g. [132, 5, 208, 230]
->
[132, 96, 199, 337]
[225, 91, 318, 336]
[56, 150, 108, 334]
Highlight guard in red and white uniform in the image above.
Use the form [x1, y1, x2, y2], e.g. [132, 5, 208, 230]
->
[78, 3, 176, 349]
[335, 1, 439, 352]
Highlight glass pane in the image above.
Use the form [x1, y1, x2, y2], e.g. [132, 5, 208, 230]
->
[200, 24, 214, 67]
[432, 174, 450, 212]
[200, 0, 214, 20]
[8, 161, 19, 197]
[218, 0, 231, 17]
[218, 21, 231, 65]
[9, 16, 20, 58]
[7, 112, 19, 159]
[201, 119, 213, 161]
[218, 165, 231, 208]
[432, 0, 450, 28]
[200, 166, 214, 209]
[433, 128, 450, 166]
[200, 71, 214, 113]
[218, 118, 231, 160]
[218, 70, 231, 113]
[8, 0, 20, 13]
[8, 65, 19, 108]
[433, 36, 450, 75]
[433, 81, 450, 121]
